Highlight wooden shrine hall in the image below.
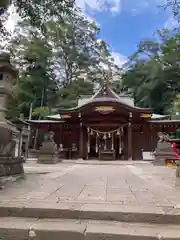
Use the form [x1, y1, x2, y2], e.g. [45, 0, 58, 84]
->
[29, 78, 180, 161]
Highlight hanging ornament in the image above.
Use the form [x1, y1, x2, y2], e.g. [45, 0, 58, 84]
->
[103, 133, 106, 140]
[116, 129, 120, 135]
[59, 144, 63, 151]
[95, 135, 98, 153]
[87, 128, 89, 133]
[108, 133, 111, 138]
[90, 129, 93, 135]
[111, 139, 114, 150]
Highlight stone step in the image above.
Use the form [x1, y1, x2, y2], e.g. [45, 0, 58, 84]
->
[0, 201, 180, 224]
[0, 217, 180, 240]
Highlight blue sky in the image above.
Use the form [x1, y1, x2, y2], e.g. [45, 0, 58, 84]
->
[76, 0, 176, 66]
[7, 0, 176, 67]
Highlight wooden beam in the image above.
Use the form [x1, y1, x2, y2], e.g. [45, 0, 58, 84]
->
[84, 123, 123, 127]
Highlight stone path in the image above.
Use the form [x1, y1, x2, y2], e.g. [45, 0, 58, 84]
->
[1, 161, 180, 209]
[1, 162, 180, 239]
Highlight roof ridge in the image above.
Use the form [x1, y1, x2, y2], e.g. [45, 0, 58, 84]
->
[108, 87, 121, 100]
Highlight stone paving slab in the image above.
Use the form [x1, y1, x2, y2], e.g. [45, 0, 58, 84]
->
[27, 159, 151, 165]
[0, 162, 180, 215]
[0, 217, 180, 240]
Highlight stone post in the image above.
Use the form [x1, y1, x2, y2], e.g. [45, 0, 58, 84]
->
[176, 162, 180, 178]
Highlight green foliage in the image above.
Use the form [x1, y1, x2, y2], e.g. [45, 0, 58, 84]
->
[6, 1, 119, 119]
[169, 94, 180, 119]
[57, 79, 94, 109]
[45, 9, 104, 87]
[0, 0, 11, 40]
[32, 107, 50, 118]
[7, 31, 56, 118]
[163, 0, 180, 21]
[13, 0, 75, 34]
[121, 28, 180, 115]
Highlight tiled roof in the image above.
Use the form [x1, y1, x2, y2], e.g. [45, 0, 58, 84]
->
[64, 83, 152, 112]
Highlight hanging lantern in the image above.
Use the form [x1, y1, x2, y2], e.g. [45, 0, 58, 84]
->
[108, 133, 111, 138]
[90, 129, 93, 135]
[88, 143, 90, 153]
[111, 133, 114, 150]
[116, 129, 120, 135]
[103, 133, 106, 140]
[95, 134, 98, 153]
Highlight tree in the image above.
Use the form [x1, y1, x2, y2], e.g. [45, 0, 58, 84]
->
[7, 27, 57, 119]
[121, 29, 180, 114]
[13, 0, 75, 32]
[6, 1, 119, 118]
[163, 0, 180, 21]
[0, 0, 75, 31]
[0, 0, 11, 41]
[57, 78, 94, 109]
[1, 0, 75, 48]
[46, 11, 115, 88]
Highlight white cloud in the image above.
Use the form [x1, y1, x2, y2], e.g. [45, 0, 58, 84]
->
[76, 0, 121, 14]
[5, 5, 19, 32]
[111, 51, 127, 68]
[164, 16, 179, 29]
[124, 0, 166, 15]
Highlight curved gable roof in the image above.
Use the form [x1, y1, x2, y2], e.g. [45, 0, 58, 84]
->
[59, 82, 152, 113]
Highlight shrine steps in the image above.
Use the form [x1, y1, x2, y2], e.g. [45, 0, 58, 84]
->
[1, 202, 180, 239]
[0, 217, 180, 240]
[0, 202, 180, 225]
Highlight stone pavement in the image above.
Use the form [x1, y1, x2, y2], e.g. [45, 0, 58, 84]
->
[1, 161, 180, 209]
[1, 162, 180, 239]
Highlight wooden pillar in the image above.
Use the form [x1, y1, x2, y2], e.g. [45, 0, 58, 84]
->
[79, 123, 84, 159]
[149, 123, 154, 152]
[127, 122, 132, 160]
[18, 130, 23, 158]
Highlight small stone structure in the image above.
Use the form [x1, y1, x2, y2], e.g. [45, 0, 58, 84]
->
[0, 132, 24, 176]
[153, 132, 176, 166]
[38, 131, 58, 164]
[176, 162, 180, 178]
[0, 53, 24, 177]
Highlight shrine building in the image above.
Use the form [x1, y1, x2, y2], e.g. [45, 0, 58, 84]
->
[29, 79, 180, 161]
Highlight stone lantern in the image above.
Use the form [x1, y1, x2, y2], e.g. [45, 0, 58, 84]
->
[0, 53, 18, 132]
[0, 53, 24, 177]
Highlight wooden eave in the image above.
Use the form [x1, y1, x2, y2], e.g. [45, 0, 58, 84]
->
[27, 120, 64, 124]
[149, 120, 180, 124]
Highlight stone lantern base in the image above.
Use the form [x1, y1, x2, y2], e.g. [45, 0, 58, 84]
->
[0, 157, 24, 177]
[37, 132, 59, 164]
[37, 141, 59, 164]
[0, 52, 24, 178]
[0, 123, 24, 177]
